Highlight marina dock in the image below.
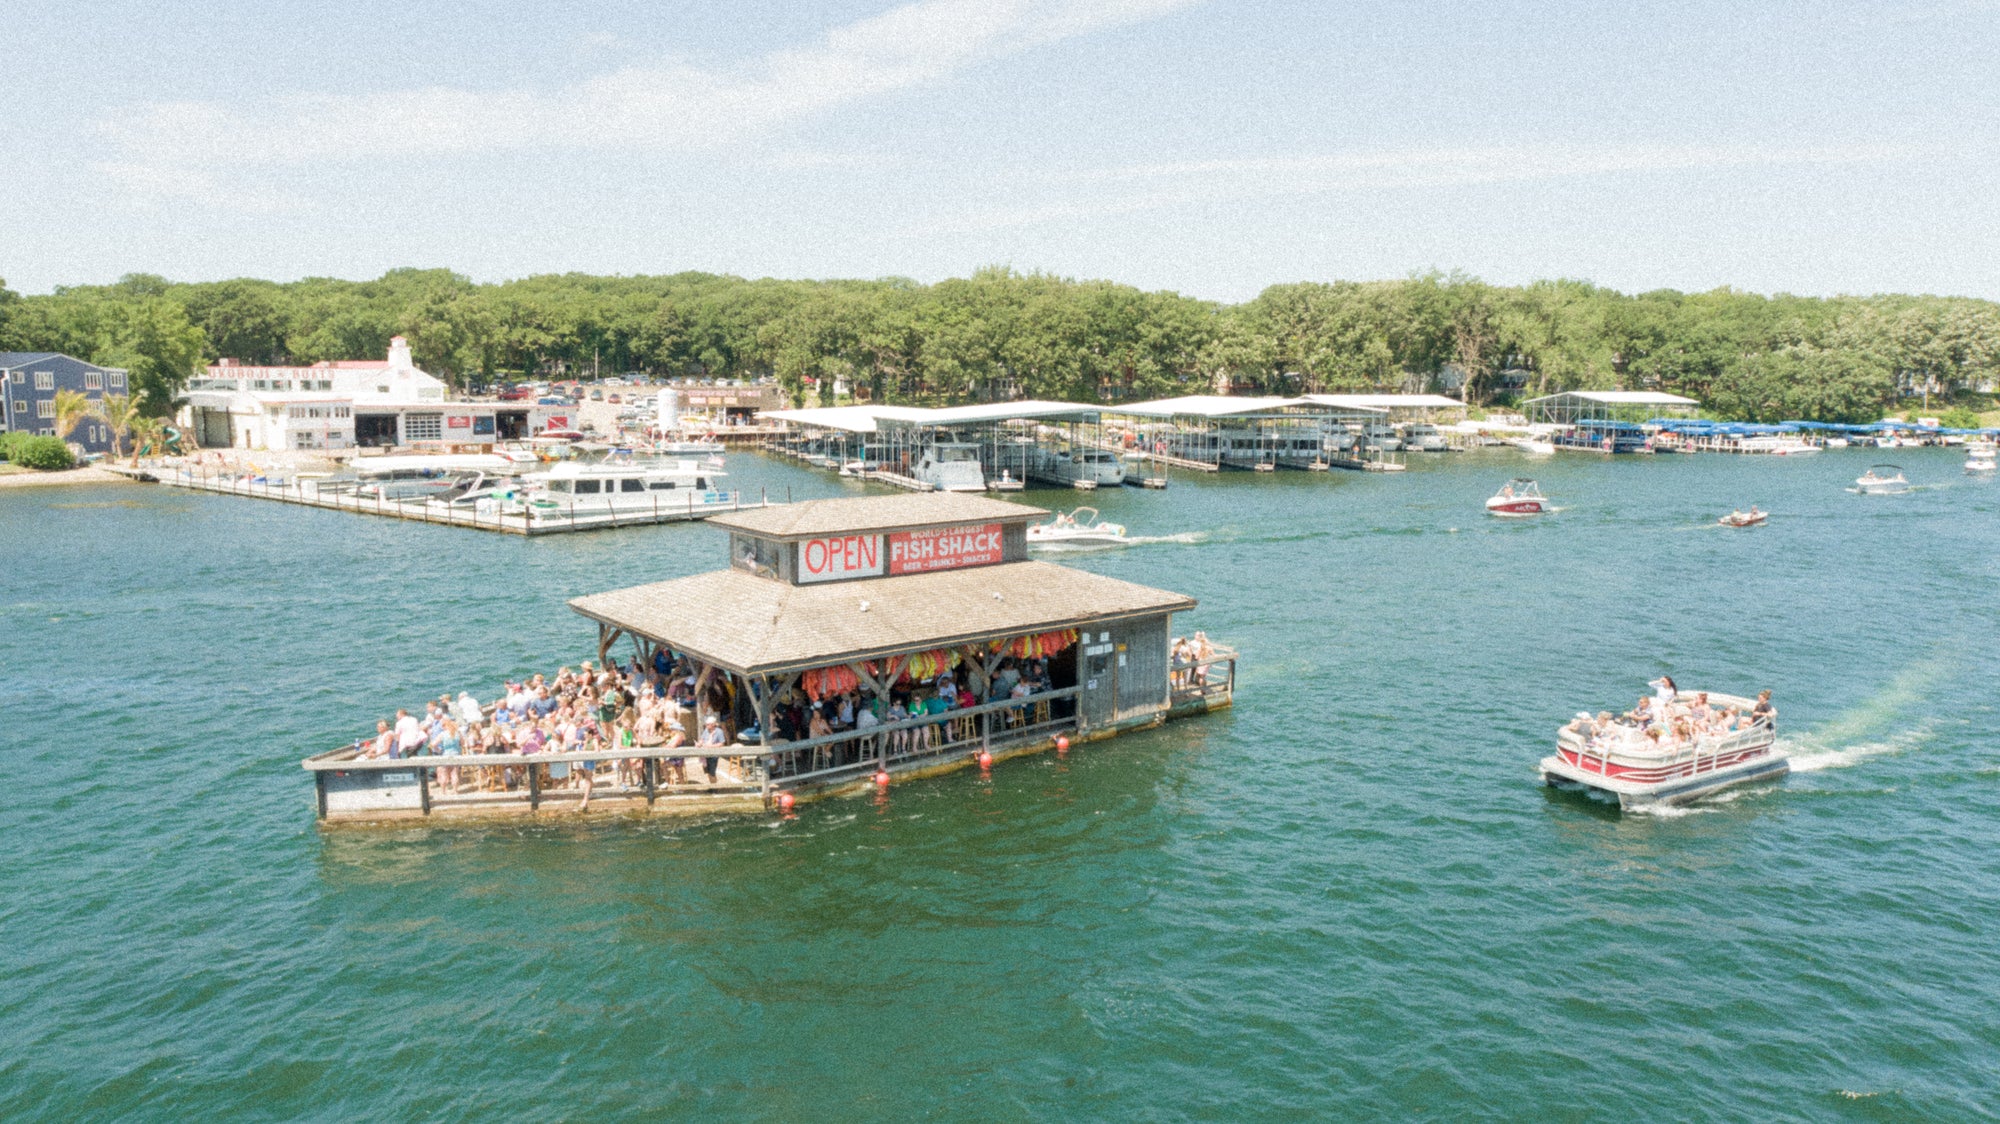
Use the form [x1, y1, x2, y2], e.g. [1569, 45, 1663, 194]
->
[143, 466, 771, 535]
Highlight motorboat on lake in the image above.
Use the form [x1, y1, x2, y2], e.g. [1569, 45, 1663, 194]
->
[1718, 508, 1768, 527]
[1512, 437, 1556, 456]
[1541, 691, 1785, 809]
[351, 454, 518, 501]
[1026, 506, 1130, 548]
[1854, 465, 1911, 494]
[1398, 423, 1449, 452]
[1486, 478, 1549, 517]
[913, 442, 987, 492]
[1966, 444, 1996, 474]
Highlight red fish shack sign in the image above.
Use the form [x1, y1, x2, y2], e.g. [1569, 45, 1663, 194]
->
[796, 523, 1005, 582]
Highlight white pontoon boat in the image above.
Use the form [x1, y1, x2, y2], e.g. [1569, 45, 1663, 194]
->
[1854, 465, 1911, 494]
[1541, 691, 1786, 808]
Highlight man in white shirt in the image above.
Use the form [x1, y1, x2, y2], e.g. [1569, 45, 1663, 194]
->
[393, 708, 427, 758]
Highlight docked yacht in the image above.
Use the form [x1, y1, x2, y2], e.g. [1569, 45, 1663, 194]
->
[1026, 506, 1130, 548]
[521, 459, 736, 521]
[1854, 465, 1911, 494]
[1398, 423, 1449, 452]
[1357, 423, 1403, 452]
[913, 442, 987, 492]
[1485, 478, 1549, 517]
[1037, 448, 1127, 488]
[1541, 692, 1785, 808]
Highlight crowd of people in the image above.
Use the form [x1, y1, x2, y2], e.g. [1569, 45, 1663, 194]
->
[352, 647, 1079, 803]
[1564, 677, 1777, 755]
[357, 654, 747, 810]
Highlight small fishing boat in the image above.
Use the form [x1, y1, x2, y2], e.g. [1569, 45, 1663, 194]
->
[1541, 691, 1785, 809]
[1026, 506, 1130, 548]
[1718, 508, 1768, 527]
[1854, 465, 1911, 495]
[1485, 478, 1549, 517]
[990, 469, 1026, 492]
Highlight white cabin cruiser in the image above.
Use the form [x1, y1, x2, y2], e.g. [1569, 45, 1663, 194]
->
[1357, 424, 1403, 452]
[1485, 478, 1549, 516]
[1026, 506, 1130, 548]
[1854, 465, 1911, 494]
[913, 442, 987, 492]
[352, 454, 518, 501]
[1039, 448, 1127, 487]
[521, 459, 736, 521]
[1542, 691, 1785, 808]
[1399, 423, 1449, 452]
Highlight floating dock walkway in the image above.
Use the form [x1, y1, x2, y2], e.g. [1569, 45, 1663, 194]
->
[133, 466, 770, 535]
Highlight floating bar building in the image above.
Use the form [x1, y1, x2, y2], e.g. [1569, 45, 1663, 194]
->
[305, 493, 1235, 823]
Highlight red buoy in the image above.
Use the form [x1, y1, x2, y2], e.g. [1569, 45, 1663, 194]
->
[977, 750, 993, 769]
[873, 769, 891, 788]
[776, 791, 796, 814]
[1055, 735, 1070, 752]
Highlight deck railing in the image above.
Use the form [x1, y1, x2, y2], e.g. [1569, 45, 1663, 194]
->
[302, 686, 1083, 819]
[759, 687, 1082, 787]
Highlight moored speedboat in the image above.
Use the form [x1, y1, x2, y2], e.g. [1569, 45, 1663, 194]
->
[1854, 465, 1911, 494]
[1026, 506, 1130, 548]
[1512, 438, 1556, 456]
[1485, 478, 1548, 516]
[1541, 692, 1785, 809]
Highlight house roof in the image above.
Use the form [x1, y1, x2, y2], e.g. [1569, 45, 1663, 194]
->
[569, 559, 1193, 675]
[0, 352, 59, 369]
[708, 493, 1046, 541]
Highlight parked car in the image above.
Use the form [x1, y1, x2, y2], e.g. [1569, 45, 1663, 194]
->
[589, 389, 604, 400]
[607, 393, 622, 404]
[499, 385, 535, 401]
[603, 377, 626, 387]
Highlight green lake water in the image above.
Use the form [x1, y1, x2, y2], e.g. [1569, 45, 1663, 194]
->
[2, 447, 1996, 1120]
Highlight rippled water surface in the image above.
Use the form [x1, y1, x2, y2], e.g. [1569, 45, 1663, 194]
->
[3, 448, 1997, 1120]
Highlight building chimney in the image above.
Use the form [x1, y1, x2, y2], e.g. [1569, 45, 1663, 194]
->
[387, 336, 413, 368]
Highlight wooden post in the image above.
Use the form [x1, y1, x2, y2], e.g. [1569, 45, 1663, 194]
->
[643, 756, 657, 806]
[314, 770, 327, 820]
[527, 760, 541, 811]
[418, 765, 432, 815]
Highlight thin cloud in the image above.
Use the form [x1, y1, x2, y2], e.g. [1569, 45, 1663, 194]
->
[909, 142, 1936, 234]
[95, 0, 1200, 177]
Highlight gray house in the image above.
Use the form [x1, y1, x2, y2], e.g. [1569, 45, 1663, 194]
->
[0, 353, 130, 454]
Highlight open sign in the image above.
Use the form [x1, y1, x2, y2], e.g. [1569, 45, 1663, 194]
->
[797, 534, 884, 583]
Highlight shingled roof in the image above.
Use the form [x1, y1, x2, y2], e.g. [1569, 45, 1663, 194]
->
[707, 493, 1047, 541]
[569, 560, 1193, 675]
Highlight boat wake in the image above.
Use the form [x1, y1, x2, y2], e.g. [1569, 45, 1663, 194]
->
[1780, 653, 1953, 773]
[1783, 725, 1932, 774]
[1030, 531, 1205, 552]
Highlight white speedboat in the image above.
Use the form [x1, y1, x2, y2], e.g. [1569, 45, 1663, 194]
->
[1512, 437, 1556, 456]
[1718, 508, 1768, 527]
[521, 459, 736, 522]
[1027, 506, 1130, 548]
[1486, 478, 1549, 517]
[1966, 444, 1996, 474]
[352, 454, 518, 500]
[655, 437, 726, 457]
[1541, 691, 1785, 809]
[1854, 465, 1911, 495]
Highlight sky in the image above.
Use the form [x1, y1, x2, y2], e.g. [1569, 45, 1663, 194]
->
[3, 0, 1997, 303]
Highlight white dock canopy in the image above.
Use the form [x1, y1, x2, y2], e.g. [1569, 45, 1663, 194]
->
[1107, 395, 1323, 419]
[1521, 391, 1700, 425]
[760, 400, 1102, 432]
[1303, 394, 1463, 419]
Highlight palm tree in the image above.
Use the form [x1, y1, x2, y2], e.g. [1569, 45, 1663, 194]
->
[93, 391, 146, 458]
[126, 416, 164, 466]
[52, 388, 93, 447]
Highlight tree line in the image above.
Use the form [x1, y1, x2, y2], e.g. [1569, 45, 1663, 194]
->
[3, 267, 1997, 423]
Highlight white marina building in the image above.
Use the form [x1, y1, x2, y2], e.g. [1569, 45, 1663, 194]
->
[183, 337, 562, 451]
